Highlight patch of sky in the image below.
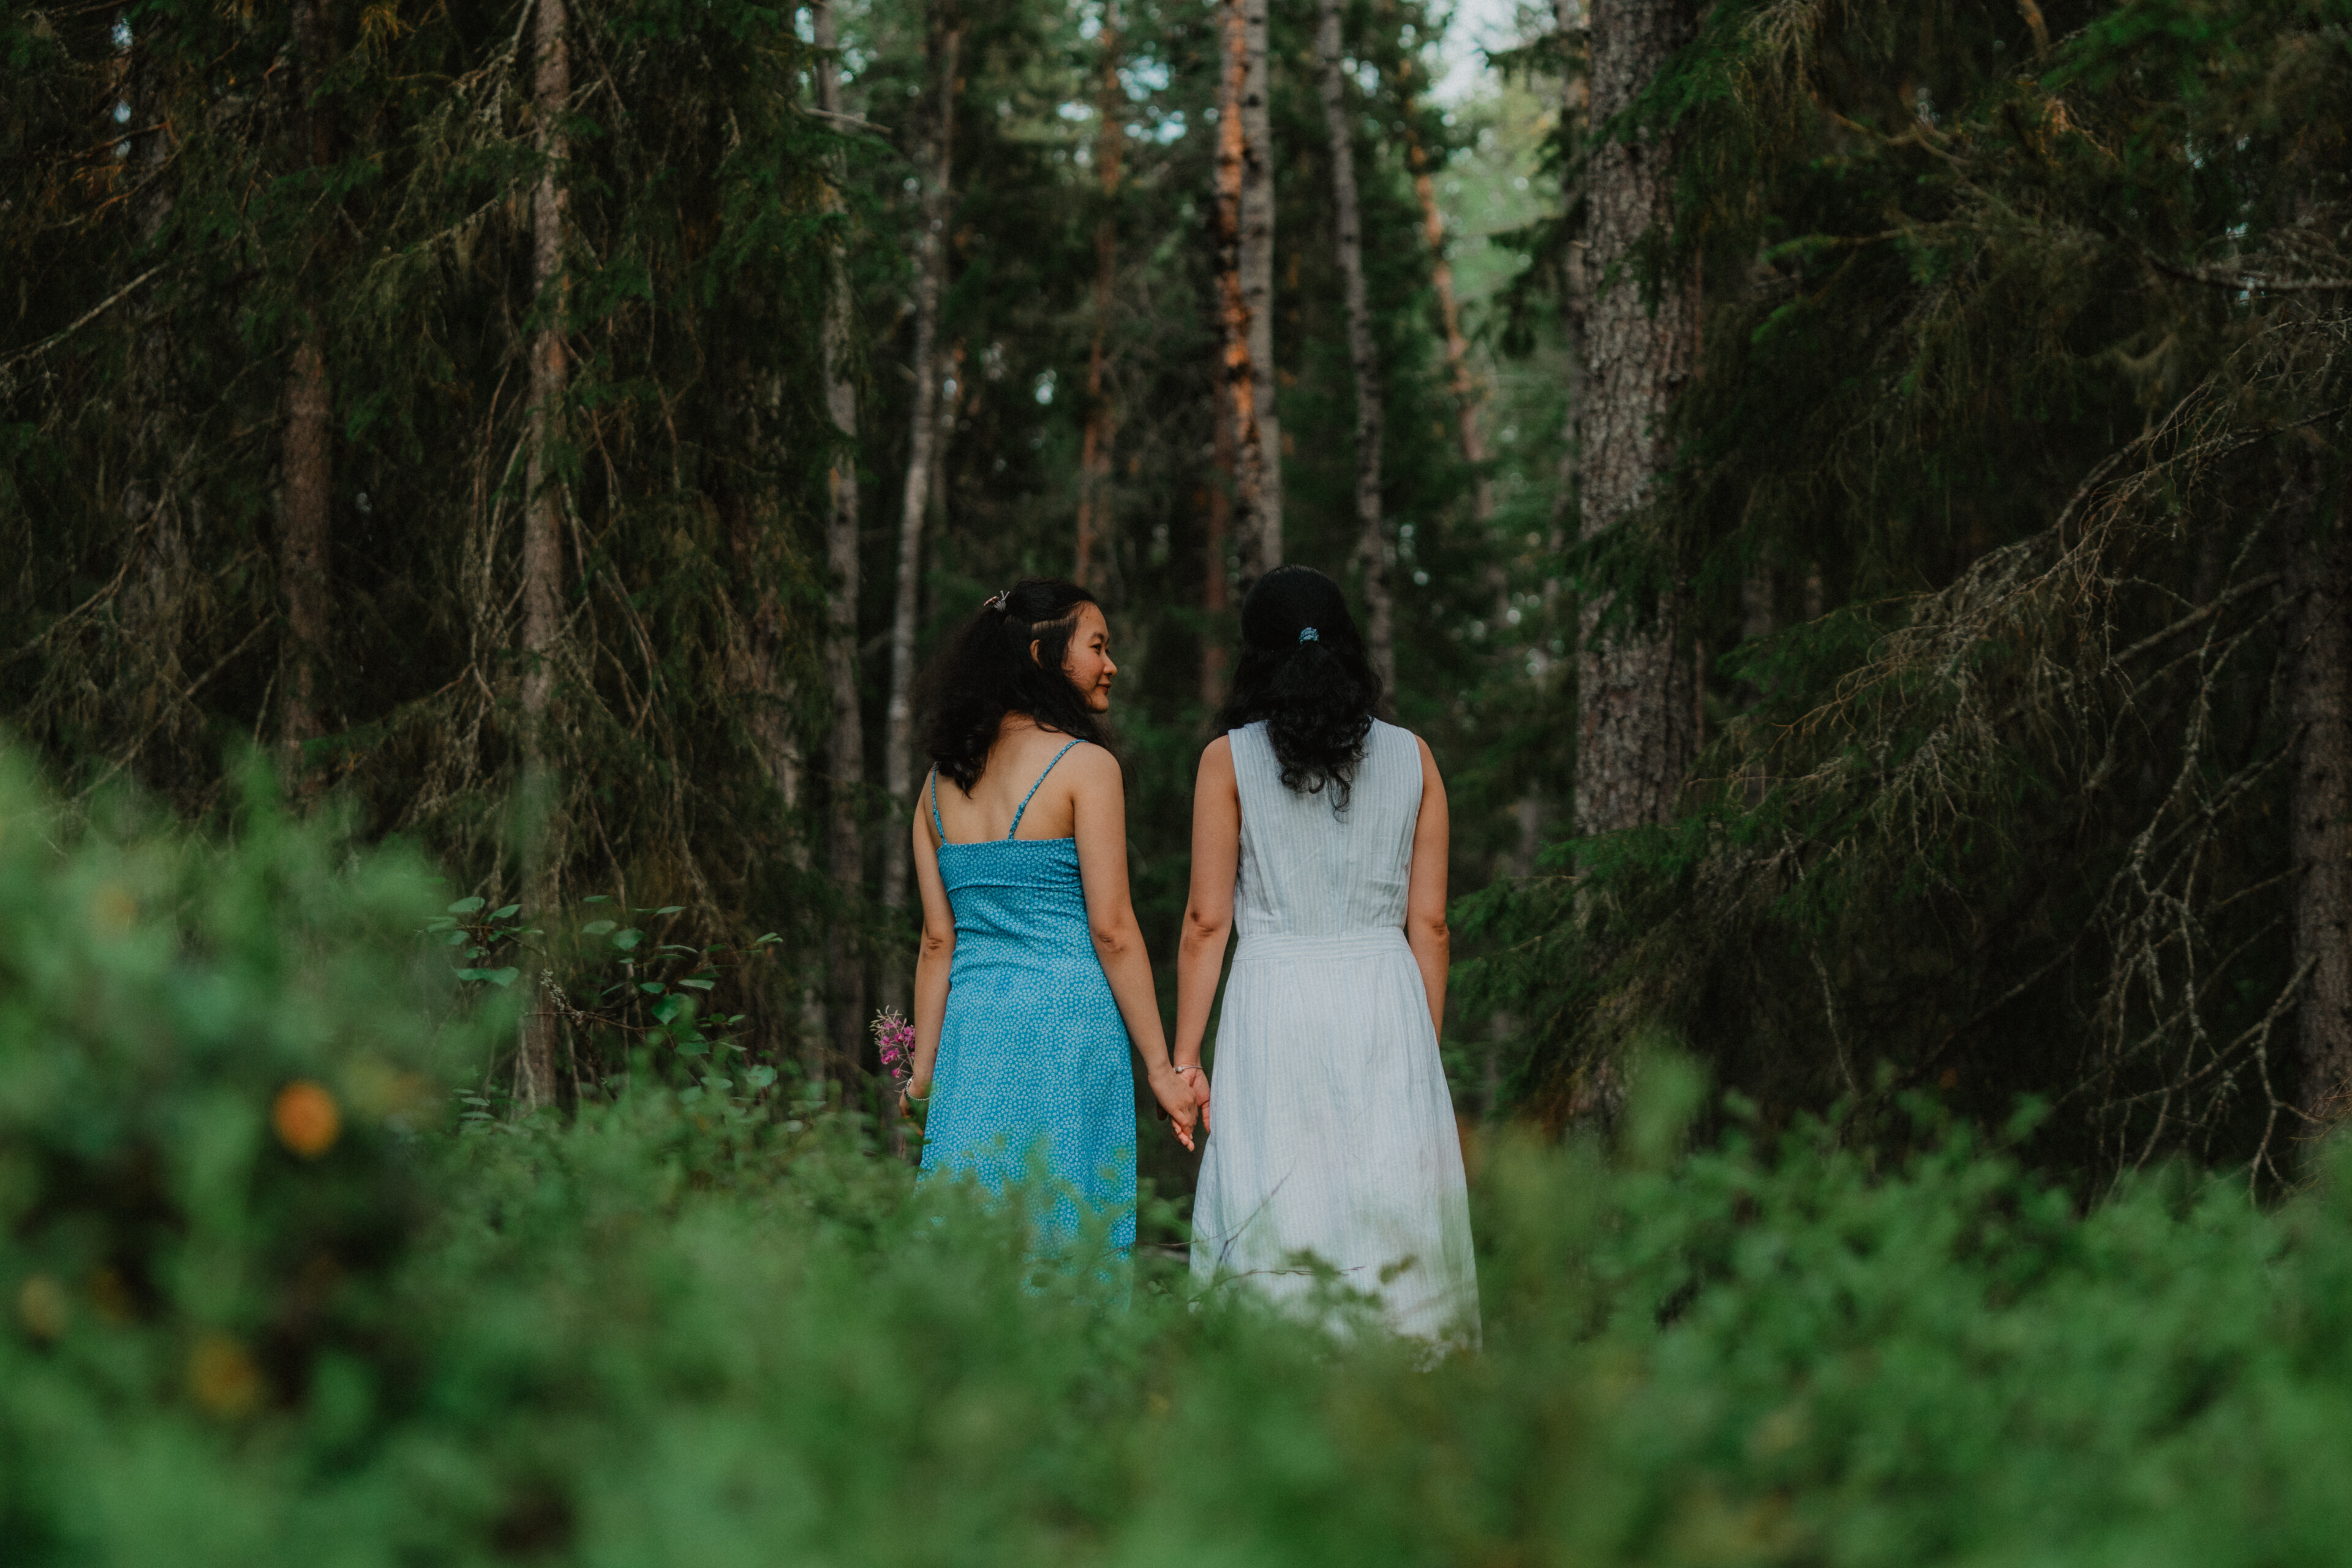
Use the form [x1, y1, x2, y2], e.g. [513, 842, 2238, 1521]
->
[1121, 59, 1170, 102]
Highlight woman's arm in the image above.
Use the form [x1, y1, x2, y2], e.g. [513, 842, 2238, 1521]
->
[1173, 739, 1238, 1116]
[1404, 735, 1450, 1041]
[907, 776, 956, 1106]
[1068, 745, 1201, 1148]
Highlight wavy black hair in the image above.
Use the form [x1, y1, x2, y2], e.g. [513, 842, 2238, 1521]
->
[918, 578, 1108, 792]
[1214, 565, 1383, 810]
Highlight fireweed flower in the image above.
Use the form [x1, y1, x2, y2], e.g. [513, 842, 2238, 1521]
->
[870, 1008, 917, 1088]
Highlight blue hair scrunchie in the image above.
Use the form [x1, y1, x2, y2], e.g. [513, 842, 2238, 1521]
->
[1297, 627, 1320, 644]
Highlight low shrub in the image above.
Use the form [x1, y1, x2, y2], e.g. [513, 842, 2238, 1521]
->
[5, 757, 2352, 1566]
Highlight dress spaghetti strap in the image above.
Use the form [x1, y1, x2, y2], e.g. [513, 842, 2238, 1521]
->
[1008, 739, 1084, 839]
[929, 767, 945, 840]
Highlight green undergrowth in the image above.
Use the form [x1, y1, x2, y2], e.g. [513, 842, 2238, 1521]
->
[5, 758, 2352, 1566]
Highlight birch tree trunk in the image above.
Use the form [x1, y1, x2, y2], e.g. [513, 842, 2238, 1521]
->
[1573, 0, 1698, 837]
[815, 0, 867, 1074]
[2290, 489, 2352, 1130]
[878, 7, 963, 1008]
[280, 0, 336, 792]
[1316, 0, 1392, 693]
[516, 0, 571, 1112]
[1203, 374, 1235, 707]
[1215, 0, 1281, 586]
[1072, 0, 1124, 589]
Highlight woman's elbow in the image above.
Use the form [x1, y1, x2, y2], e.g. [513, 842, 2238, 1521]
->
[1182, 906, 1231, 949]
[920, 925, 955, 960]
[1410, 915, 1450, 952]
[1090, 919, 1140, 960]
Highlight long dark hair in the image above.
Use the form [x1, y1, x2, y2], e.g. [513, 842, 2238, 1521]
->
[919, 578, 1107, 791]
[1214, 565, 1383, 810]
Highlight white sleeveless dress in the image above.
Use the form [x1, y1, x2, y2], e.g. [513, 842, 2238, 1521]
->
[1189, 719, 1480, 1346]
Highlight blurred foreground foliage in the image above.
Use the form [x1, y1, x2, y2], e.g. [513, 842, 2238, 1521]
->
[6, 760, 2352, 1566]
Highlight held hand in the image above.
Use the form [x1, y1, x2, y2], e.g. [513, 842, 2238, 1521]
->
[1146, 1063, 1201, 1153]
[1174, 1061, 1210, 1137]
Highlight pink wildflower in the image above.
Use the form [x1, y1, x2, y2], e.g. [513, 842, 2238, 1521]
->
[870, 1008, 917, 1088]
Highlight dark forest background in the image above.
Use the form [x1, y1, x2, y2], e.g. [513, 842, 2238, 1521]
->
[7, 0, 2352, 1194]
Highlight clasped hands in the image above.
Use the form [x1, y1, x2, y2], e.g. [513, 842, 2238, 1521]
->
[1148, 1060, 1208, 1152]
[897, 1062, 1209, 1153]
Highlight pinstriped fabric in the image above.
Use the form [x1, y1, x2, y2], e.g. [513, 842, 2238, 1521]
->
[1189, 720, 1480, 1348]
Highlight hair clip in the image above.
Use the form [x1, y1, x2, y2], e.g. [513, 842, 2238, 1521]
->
[986, 589, 1012, 613]
[1297, 626, 1320, 644]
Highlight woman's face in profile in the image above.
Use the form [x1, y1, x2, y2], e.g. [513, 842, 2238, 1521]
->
[1059, 604, 1117, 714]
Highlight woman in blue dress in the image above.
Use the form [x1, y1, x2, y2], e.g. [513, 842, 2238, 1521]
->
[902, 579, 1202, 1261]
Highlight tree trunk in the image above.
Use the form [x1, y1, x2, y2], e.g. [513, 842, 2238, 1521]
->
[815, 0, 867, 1076]
[1072, 1, 1125, 589]
[878, 7, 963, 1009]
[2291, 491, 2352, 1129]
[728, 488, 828, 1061]
[1203, 373, 1234, 708]
[1316, 0, 1392, 693]
[281, 336, 333, 785]
[280, 0, 336, 792]
[1545, 0, 1590, 571]
[1573, 0, 1698, 837]
[516, 0, 571, 1113]
[1215, 0, 1281, 586]
[118, 20, 191, 775]
[1403, 108, 1490, 525]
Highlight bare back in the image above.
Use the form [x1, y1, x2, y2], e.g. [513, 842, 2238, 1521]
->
[925, 719, 1092, 845]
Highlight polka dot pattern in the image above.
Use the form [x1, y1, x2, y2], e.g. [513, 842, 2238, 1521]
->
[918, 834, 1138, 1259]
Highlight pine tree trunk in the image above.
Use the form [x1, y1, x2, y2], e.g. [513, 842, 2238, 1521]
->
[815, 0, 867, 1076]
[1316, 0, 1391, 693]
[1072, 1, 1124, 589]
[516, 0, 571, 1113]
[728, 487, 827, 1060]
[1215, 0, 1281, 586]
[1404, 116, 1490, 524]
[119, 21, 190, 770]
[1545, 0, 1590, 573]
[281, 336, 332, 782]
[280, 0, 336, 791]
[1573, 0, 1698, 837]
[2291, 492, 2352, 1129]
[878, 8, 963, 1008]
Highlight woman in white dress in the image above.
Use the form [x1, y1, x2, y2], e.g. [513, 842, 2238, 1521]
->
[1176, 566, 1479, 1347]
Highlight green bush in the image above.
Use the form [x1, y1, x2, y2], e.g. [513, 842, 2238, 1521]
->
[6, 758, 2352, 1566]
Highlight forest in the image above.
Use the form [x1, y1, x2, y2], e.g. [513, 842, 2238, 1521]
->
[7, 0, 2352, 1561]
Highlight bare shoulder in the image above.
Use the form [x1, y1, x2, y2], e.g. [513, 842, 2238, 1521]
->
[1059, 740, 1125, 789]
[1199, 734, 1235, 775]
